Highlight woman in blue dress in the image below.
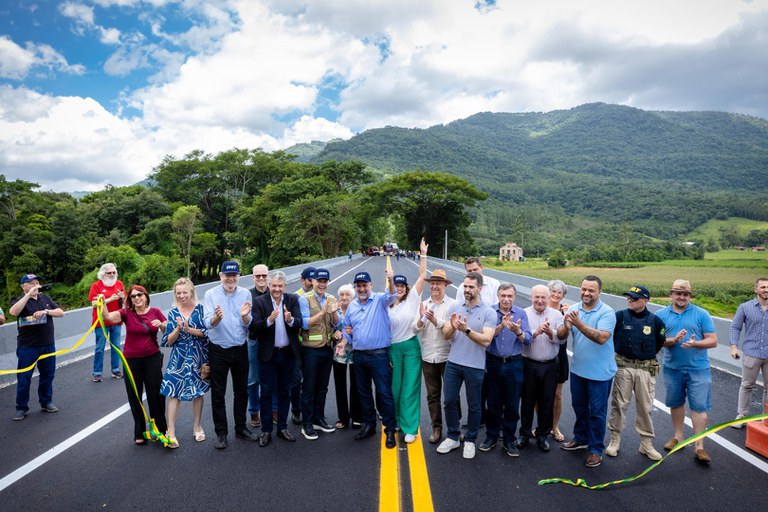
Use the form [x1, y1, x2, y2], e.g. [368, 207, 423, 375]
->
[161, 278, 209, 448]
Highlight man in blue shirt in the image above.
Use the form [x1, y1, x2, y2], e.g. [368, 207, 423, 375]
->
[557, 275, 616, 468]
[203, 260, 256, 449]
[437, 272, 497, 460]
[657, 279, 717, 463]
[335, 269, 397, 448]
[729, 277, 768, 427]
[479, 284, 532, 456]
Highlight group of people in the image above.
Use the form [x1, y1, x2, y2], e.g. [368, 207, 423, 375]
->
[5, 256, 768, 468]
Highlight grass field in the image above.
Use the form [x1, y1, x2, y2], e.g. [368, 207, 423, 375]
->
[484, 249, 768, 318]
[684, 217, 768, 242]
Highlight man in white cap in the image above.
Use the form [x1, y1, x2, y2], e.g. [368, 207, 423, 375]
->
[657, 279, 717, 464]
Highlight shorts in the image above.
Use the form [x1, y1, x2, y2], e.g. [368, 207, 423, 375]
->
[662, 366, 711, 412]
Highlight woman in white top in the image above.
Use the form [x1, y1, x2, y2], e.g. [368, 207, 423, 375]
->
[389, 238, 428, 443]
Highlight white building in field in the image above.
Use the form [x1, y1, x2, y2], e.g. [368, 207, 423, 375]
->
[499, 242, 523, 262]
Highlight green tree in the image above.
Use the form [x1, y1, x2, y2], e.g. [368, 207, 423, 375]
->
[172, 205, 202, 278]
[368, 171, 488, 256]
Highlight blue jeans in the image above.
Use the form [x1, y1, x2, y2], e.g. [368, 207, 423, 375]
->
[484, 355, 524, 441]
[301, 346, 333, 425]
[93, 324, 122, 376]
[352, 349, 397, 433]
[16, 344, 56, 412]
[570, 372, 613, 455]
[444, 361, 484, 443]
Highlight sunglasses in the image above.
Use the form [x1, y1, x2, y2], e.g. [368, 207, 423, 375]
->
[104, 271, 116, 275]
[130, 293, 144, 299]
[254, 274, 268, 278]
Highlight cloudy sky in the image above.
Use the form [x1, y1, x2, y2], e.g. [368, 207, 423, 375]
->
[1, 0, 767, 192]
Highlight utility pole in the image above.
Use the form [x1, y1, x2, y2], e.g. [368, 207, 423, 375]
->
[444, 230, 448, 260]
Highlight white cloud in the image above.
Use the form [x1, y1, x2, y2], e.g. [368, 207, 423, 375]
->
[3, 0, 768, 193]
[0, 36, 85, 80]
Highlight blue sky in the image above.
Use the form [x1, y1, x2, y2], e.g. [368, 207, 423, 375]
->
[1, 0, 767, 192]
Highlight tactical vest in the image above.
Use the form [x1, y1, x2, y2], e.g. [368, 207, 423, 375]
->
[614, 309, 659, 361]
[301, 293, 334, 348]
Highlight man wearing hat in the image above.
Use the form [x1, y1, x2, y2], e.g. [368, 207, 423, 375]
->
[335, 268, 398, 449]
[604, 285, 667, 461]
[657, 279, 718, 463]
[415, 269, 456, 444]
[9, 274, 64, 420]
[296, 267, 316, 296]
[203, 260, 256, 449]
[298, 268, 339, 439]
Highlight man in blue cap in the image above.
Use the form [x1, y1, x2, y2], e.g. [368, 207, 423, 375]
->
[297, 267, 316, 296]
[298, 268, 339, 439]
[605, 285, 667, 461]
[9, 273, 65, 421]
[335, 268, 398, 448]
[203, 260, 256, 449]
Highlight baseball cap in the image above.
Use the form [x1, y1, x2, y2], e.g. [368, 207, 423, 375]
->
[623, 285, 650, 300]
[393, 275, 408, 286]
[301, 267, 317, 279]
[20, 274, 40, 284]
[314, 268, 330, 281]
[220, 260, 241, 274]
[353, 271, 371, 283]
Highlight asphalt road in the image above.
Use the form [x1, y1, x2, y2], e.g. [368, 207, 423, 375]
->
[1, 255, 767, 511]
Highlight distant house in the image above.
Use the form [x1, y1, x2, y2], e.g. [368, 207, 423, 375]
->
[753, 246, 766, 252]
[499, 242, 524, 262]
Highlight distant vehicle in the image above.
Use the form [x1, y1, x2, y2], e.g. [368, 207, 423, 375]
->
[367, 246, 380, 256]
[382, 242, 399, 256]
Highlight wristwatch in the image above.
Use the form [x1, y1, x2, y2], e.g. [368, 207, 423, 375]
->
[465, 328, 471, 335]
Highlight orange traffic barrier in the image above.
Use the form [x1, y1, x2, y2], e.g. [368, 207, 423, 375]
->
[745, 401, 768, 457]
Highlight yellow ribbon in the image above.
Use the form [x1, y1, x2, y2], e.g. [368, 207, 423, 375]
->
[2, 298, 169, 446]
[538, 414, 768, 489]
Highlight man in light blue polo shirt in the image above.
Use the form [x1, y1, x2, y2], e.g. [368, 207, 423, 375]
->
[335, 269, 398, 449]
[203, 260, 255, 449]
[556, 275, 616, 468]
[657, 279, 717, 464]
[437, 272, 497, 460]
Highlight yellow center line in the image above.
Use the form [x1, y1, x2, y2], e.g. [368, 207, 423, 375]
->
[407, 433, 435, 511]
[379, 431, 400, 512]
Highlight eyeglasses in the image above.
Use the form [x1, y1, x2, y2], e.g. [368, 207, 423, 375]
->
[254, 274, 268, 278]
[104, 272, 116, 275]
[130, 293, 144, 299]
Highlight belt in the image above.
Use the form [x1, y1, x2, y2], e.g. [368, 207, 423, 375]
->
[275, 345, 291, 350]
[524, 357, 557, 364]
[355, 348, 389, 355]
[487, 353, 522, 363]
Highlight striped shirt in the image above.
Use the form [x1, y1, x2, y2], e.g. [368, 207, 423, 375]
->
[524, 306, 566, 361]
[730, 298, 768, 359]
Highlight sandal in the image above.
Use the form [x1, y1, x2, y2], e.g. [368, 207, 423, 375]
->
[134, 438, 147, 446]
[193, 430, 206, 442]
[552, 428, 565, 442]
[167, 436, 180, 449]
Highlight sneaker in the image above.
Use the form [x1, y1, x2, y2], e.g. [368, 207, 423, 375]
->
[561, 440, 588, 451]
[302, 425, 319, 440]
[92, 375, 103, 382]
[437, 437, 461, 454]
[13, 410, 27, 421]
[478, 437, 497, 452]
[313, 419, 336, 433]
[463, 441, 476, 459]
[585, 452, 602, 467]
[404, 433, 417, 444]
[250, 414, 261, 428]
[41, 403, 59, 413]
[112, 371, 123, 379]
[503, 441, 520, 457]
[731, 414, 746, 429]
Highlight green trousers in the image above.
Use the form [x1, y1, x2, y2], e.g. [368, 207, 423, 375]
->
[389, 336, 423, 435]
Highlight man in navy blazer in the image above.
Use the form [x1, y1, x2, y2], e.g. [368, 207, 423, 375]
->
[250, 270, 303, 447]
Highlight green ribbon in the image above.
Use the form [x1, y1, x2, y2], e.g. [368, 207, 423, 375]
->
[538, 414, 768, 490]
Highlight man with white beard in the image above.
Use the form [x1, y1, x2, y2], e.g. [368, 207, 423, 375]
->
[88, 263, 126, 382]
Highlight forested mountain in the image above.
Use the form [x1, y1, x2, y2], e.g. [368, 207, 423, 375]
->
[302, 103, 768, 254]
